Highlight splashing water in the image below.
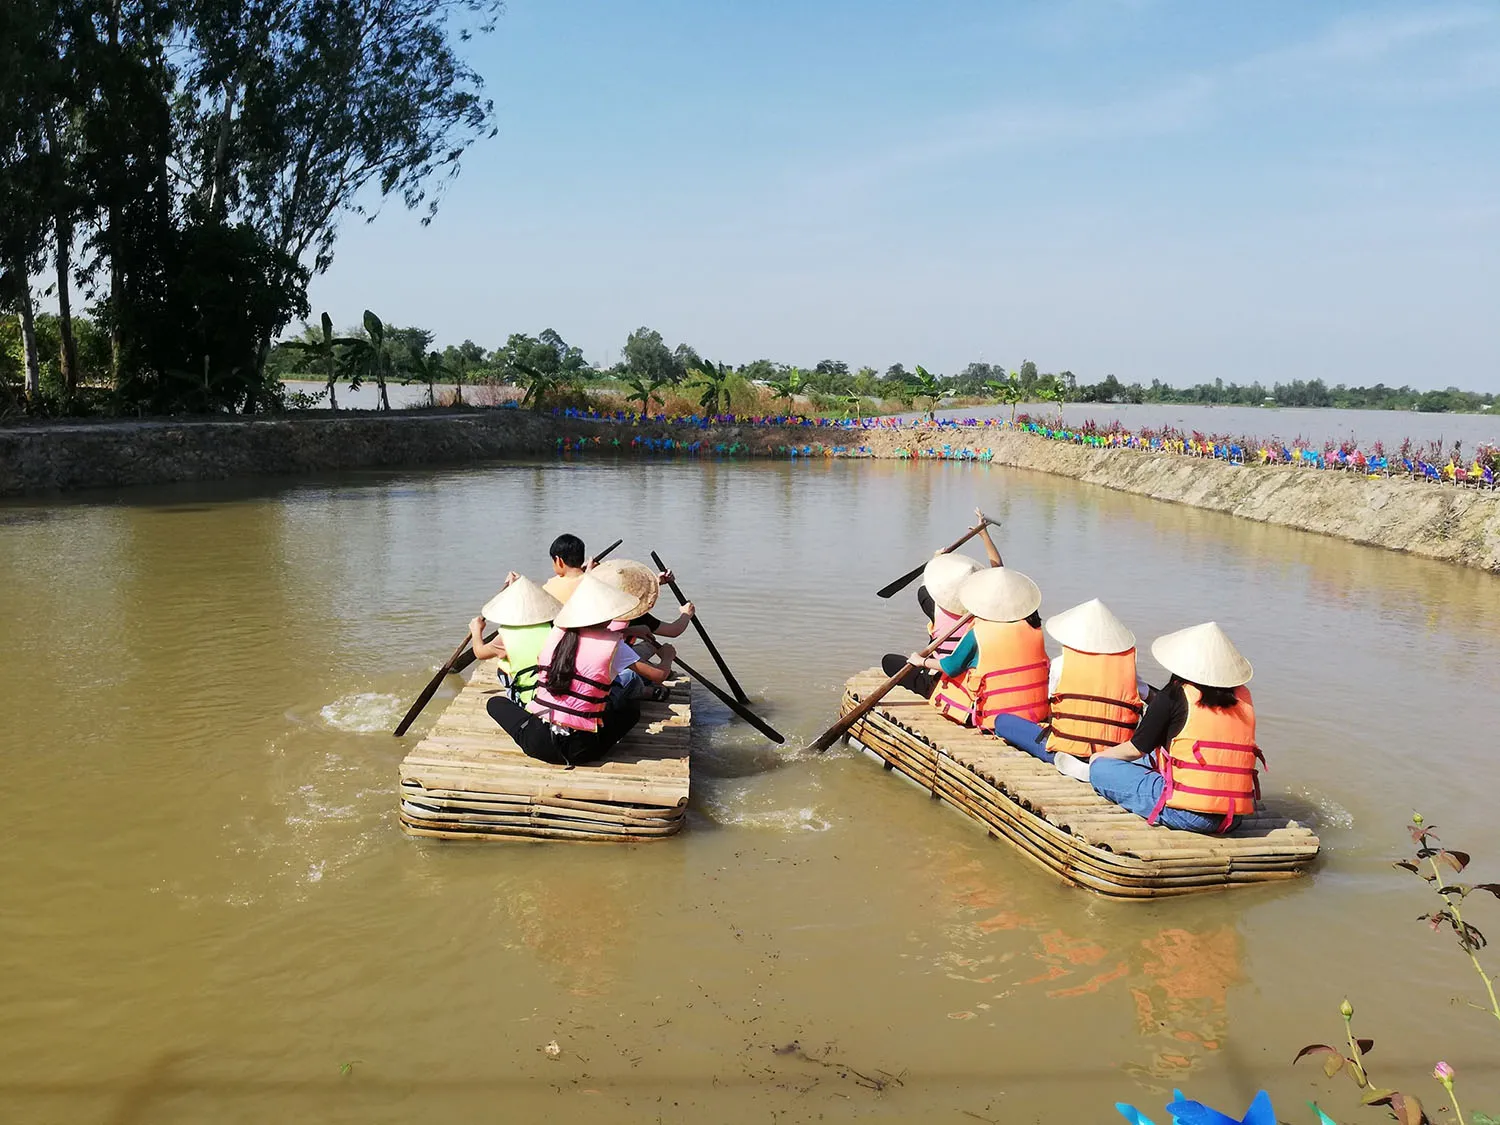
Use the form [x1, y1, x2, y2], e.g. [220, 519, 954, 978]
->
[318, 692, 405, 734]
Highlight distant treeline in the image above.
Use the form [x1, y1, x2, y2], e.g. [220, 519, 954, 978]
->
[264, 320, 1494, 416]
[8, 310, 1495, 418]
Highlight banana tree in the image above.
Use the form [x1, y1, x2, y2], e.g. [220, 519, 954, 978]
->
[688, 361, 732, 414]
[282, 312, 341, 409]
[335, 311, 393, 409]
[405, 349, 452, 407]
[627, 374, 666, 416]
[768, 366, 804, 413]
[908, 364, 944, 418]
[1035, 374, 1066, 427]
[987, 375, 1024, 425]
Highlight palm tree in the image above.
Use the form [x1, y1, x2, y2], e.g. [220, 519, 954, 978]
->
[768, 366, 804, 414]
[986, 375, 1024, 425]
[282, 312, 341, 409]
[687, 361, 732, 414]
[626, 374, 666, 416]
[336, 311, 393, 409]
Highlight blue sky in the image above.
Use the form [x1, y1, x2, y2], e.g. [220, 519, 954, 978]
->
[306, 1, 1500, 390]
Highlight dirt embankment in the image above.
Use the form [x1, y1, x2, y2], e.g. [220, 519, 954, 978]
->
[857, 426, 1500, 573]
[5, 412, 1499, 573]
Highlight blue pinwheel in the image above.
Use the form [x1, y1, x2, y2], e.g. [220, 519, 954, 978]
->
[1115, 1090, 1336, 1125]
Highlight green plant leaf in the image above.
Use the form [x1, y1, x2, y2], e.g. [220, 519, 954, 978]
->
[1469, 1113, 1500, 1125]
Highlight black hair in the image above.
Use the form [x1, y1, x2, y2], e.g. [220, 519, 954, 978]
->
[1024, 611, 1042, 629]
[547, 628, 581, 687]
[549, 533, 585, 568]
[1169, 673, 1239, 710]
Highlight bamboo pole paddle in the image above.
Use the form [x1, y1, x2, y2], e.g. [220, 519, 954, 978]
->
[649, 549, 749, 704]
[809, 612, 974, 752]
[671, 654, 785, 744]
[875, 516, 995, 599]
[392, 537, 623, 737]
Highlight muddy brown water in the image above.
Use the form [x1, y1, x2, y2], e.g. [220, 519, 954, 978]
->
[3, 458, 1499, 1124]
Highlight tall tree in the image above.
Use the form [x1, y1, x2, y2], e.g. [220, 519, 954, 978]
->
[180, 0, 500, 377]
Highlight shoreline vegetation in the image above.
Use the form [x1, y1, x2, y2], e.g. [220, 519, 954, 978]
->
[6, 406, 1499, 573]
[6, 313, 1498, 424]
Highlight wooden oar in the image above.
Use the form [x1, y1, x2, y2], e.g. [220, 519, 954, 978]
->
[649, 549, 749, 704]
[809, 612, 974, 752]
[392, 537, 623, 737]
[670, 654, 784, 745]
[875, 518, 994, 599]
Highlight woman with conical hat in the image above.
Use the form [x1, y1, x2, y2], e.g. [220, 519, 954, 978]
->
[907, 566, 1050, 729]
[881, 508, 1001, 698]
[468, 574, 562, 704]
[1085, 622, 1261, 835]
[593, 559, 681, 705]
[485, 574, 643, 766]
[993, 598, 1151, 767]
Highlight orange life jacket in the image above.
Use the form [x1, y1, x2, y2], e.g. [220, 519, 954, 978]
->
[931, 619, 1049, 728]
[1044, 648, 1144, 759]
[1148, 685, 1263, 833]
[929, 604, 972, 658]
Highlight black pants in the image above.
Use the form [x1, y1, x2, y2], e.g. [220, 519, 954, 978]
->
[881, 584, 940, 697]
[486, 696, 640, 766]
[881, 653, 938, 698]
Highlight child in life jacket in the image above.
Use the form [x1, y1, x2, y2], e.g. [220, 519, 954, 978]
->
[484, 575, 643, 766]
[1079, 622, 1261, 835]
[467, 574, 561, 703]
[992, 598, 1151, 767]
[881, 509, 1000, 697]
[591, 559, 681, 704]
[542, 533, 589, 603]
[906, 567, 1049, 730]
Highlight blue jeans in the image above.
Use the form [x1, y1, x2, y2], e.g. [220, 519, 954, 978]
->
[609, 668, 644, 708]
[1088, 756, 1236, 834]
[992, 715, 1053, 762]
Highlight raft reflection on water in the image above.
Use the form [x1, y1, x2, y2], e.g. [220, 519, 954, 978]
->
[928, 850, 1242, 1081]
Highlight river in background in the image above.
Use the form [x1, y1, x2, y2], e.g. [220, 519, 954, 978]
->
[7, 457, 1499, 1123]
[935, 401, 1500, 453]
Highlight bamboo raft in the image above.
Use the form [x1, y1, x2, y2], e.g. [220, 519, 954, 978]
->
[839, 669, 1320, 898]
[398, 659, 693, 842]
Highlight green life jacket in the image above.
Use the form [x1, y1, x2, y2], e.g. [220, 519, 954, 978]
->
[498, 623, 552, 703]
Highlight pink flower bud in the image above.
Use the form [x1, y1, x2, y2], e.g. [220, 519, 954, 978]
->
[1434, 1061, 1455, 1081]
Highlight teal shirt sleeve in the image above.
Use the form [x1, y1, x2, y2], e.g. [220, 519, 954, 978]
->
[937, 629, 978, 678]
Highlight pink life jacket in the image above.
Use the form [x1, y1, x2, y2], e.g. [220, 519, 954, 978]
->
[929, 604, 973, 658]
[526, 623, 625, 732]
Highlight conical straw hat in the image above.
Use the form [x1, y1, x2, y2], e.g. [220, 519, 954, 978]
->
[1150, 621, 1253, 688]
[592, 558, 660, 619]
[553, 573, 640, 630]
[481, 575, 561, 627]
[1045, 598, 1135, 654]
[923, 554, 983, 614]
[956, 567, 1042, 623]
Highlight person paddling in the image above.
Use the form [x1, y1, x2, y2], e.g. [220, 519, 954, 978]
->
[1074, 622, 1261, 835]
[542, 533, 589, 603]
[467, 575, 562, 703]
[906, 567, 1049, 729]
[881, 509, 1001, 697]
[592, 559, 681, 704]
[485, 575, 642, 766]
[993, 598, 1149, 766]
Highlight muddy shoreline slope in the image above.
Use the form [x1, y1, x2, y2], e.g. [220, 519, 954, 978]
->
[4, 411, 1498, 572]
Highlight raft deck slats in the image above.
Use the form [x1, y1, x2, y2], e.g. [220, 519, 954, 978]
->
[840, 669, 1319, 898]
[398, 660, 692, 842]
